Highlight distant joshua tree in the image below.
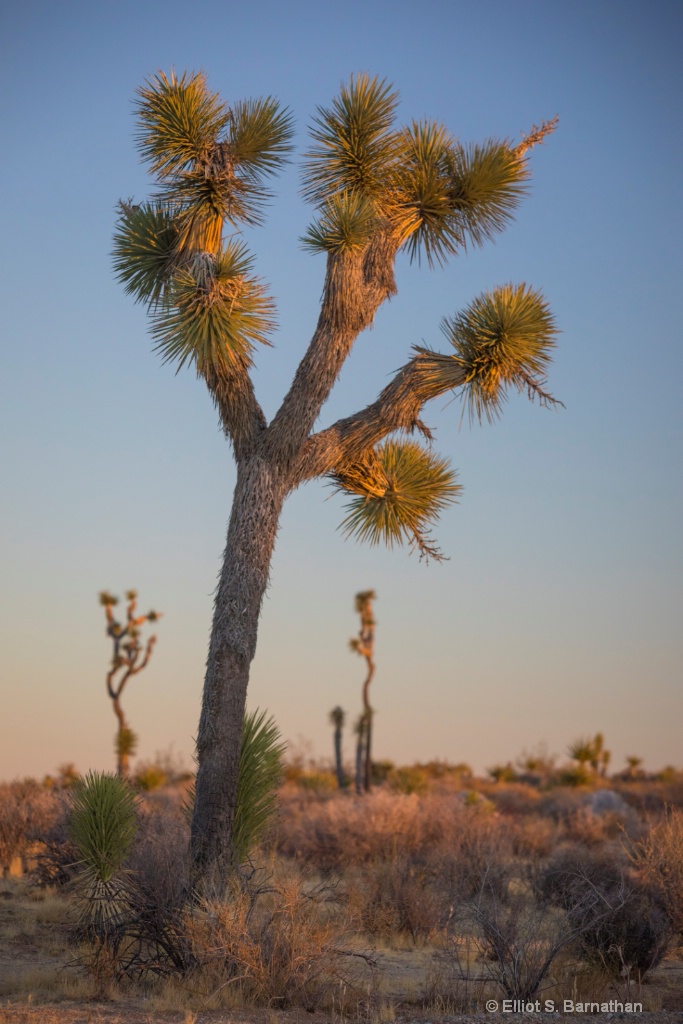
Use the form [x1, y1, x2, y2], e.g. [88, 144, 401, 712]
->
[350, 590, 376, 793]
[328, 706, 347, 789]
[567, 733, 611, 779]
[99, 590, 162, 776]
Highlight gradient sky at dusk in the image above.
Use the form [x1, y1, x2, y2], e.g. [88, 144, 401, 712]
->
[1, 0, 681, 780]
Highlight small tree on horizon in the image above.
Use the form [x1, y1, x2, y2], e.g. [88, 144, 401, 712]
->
[100, 590, 162, 776]
[349, 589, 377, 793]
[113, 70, 560, 889]
[328, 706, 347, 789]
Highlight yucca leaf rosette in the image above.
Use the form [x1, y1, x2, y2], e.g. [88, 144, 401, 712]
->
[113, 201, 179, 307]
[333, 439, 461, 558]
[414, 283, 559, 421]
[150, 242, 276, 373]
[233, 709, 286, 864]
[70, 771, 139, 883]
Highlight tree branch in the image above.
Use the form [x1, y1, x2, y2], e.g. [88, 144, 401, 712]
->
[264, 230, 399, 469]
[294, 350, 468, 483]
[203, 363, 268, 461]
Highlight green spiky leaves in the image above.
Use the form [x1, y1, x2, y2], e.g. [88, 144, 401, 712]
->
[136, 72, 293, 184]
[136, 71, 231, 178]
[301, 191, 376, 254]
[446, 141, 529, 248]
[414, 284, 559, 422]
[233, 709, 286, 864]
[229, 97, 296, 180]
[70, 772, 139, 883]
[150, 242, 276, 373]
[333, 440, 461, 560]
[115, 71, 291, 385]
[301, 75, 538, 266]
[390, 121, 461, 266]
[302, 73, 400, 206]
[391, 128, 529, 265]
[135, 71, 293, 237]
[113, 202, 179, 306]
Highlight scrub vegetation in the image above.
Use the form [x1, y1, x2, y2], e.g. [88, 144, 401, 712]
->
[1, 746, 682, 1021]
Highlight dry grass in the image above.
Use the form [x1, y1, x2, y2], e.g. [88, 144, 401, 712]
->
[1, 780, 683, 1020]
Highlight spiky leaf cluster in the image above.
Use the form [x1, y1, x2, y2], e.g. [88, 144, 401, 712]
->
[301, 191, 376, 254]
[302, 73, 400, 206]
[136, 71, 294, 236]
[115, 728, 138, 759]
[411, 284, 558, 422]
[389, 121, 461, 265]
[300, 74, 538, 264]
[135, 70, 230, 177]
[446, 141, 529, 248]
[333, 440, 460, 557]
[113, 203, 179, 307]
[150, 242, 276, 373]
[70, 772, 139, 883]
[114, 71, 292, 376]
[233, 709, 286, 864]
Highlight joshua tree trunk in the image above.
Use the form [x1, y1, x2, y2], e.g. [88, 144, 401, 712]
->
[113, 699, 130, 777]
[329, 707, 347, 789]
[190, 458, 286, 888]
[355, 720, 366, 796]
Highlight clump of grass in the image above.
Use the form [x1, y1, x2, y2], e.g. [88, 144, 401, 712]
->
[629, 807, 683, 936]
[182, 867, 368, 1010]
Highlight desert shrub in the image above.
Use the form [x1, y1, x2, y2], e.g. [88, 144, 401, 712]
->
[471, 889, 577, 1001]
[184, 871, 359, 1009]
[534, 845, 627, 910]
[370, 759, 395, 783]
[134, 764, 169, 791]
[425, 934, 490, 1013]
[348, 855, 447, 939]
[276, 790, 512, 886]
[629, 807, 683, 935]
[486, 782, 541, 816]
[536, 844, 673, 982]
[487, 763, 518, 784]
[508, 816, 558, 860]
[388, 765, 430, 795]
[296, 770, 338, 794]
[538, 788, 587, 818]
[129, 802, 190, 910]
[31, 794, 79, 887]
[0, 780, 63, 876]
[569, 887, 673, 982]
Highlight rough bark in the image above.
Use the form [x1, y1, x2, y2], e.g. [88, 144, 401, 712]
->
[190, 239, 399, 889]
[190, 456, 286, 889]
[112, 697, 129, 777]
[333, 724, 345, 789]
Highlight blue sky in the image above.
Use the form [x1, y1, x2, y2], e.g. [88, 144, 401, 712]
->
[1, 0, 681, 779]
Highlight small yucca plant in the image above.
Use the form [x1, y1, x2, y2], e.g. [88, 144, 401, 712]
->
[185, 709, 286, 869]
[233, 709, 286, 864]
[70, 772, 140, 941]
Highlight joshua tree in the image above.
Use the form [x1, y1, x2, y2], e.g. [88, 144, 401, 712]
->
[100, 590, 162, 776]
[329, 706, 347, 789]
[114, 70, 560, 888]
[349, 590, 377, 792]
[625, 754, 644, 779]
[567, 733, 611, 779]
